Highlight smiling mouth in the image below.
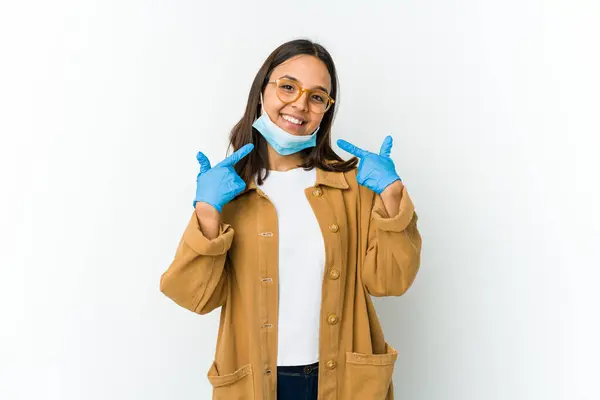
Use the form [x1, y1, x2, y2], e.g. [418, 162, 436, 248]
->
[281, 114, 306, 126]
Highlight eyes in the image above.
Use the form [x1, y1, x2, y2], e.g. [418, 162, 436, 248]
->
[277, 81, 329, 105]
[311, 93, 326, 103]
[269, 77, 335, 113]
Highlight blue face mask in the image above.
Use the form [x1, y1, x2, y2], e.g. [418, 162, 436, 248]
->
[252, 96, 319, 156]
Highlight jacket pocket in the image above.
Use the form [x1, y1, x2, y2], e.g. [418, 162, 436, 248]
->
[207, 361, 254, 400]
[344, 343, 398, 400]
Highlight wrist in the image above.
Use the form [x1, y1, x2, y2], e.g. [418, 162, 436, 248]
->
[381, 179, 403, 198]
[195, 201, 221, 217]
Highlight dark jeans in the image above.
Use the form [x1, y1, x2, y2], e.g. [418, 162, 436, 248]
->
[277, 361, 319, 400]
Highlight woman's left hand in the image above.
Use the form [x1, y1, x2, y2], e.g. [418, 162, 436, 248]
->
[337, 135, 402, 195]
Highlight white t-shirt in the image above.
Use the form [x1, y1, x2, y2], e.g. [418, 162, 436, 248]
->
[256, 168, 325, 366]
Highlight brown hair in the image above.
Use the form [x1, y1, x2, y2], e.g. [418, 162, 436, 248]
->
[228, 39, 357, 185]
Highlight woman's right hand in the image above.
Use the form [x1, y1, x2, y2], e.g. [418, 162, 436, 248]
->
[193, 143, 254, 212]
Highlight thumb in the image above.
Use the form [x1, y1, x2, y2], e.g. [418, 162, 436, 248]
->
[196, 151, 211, 173]
[379, 135, 393, 158]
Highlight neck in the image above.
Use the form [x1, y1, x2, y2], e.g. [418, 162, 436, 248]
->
[266, 144, 305, 172]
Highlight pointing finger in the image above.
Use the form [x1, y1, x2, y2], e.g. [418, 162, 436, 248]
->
[379, 135, 393, 158]
[216, 143, 255, 168]
[337, 139, 369, 158]
[196, 151, 211, 173]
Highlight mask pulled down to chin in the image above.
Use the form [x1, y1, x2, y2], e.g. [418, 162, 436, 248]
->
[252, 99, 320, 156]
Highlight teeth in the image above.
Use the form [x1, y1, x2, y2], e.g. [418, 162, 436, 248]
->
[282, 114, 303, 125]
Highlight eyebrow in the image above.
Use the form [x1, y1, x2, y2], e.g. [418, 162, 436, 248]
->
[279, 75, 330, 94]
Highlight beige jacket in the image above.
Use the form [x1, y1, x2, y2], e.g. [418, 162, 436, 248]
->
[160, 167, 422, 400]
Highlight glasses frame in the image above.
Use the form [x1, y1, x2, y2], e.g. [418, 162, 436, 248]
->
[267, 77, 335, 114]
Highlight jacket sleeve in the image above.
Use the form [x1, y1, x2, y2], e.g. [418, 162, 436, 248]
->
[160, 210, 234, 314]
[362, 184, 422, 297]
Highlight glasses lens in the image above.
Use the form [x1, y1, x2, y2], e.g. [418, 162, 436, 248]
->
[308, 90, 331, 113]
[276, 79, 300, 103]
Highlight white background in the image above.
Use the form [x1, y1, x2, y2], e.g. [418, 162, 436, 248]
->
[1, 1, 599, 399]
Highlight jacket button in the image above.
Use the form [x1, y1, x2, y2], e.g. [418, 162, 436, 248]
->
[312, 188, 322, 197]
[326, 360, 337, 370]
[328, 314, 339, 325]
[329, 269, 340, 280]
[329, 223, 339, 233]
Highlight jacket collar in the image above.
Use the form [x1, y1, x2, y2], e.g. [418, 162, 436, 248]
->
[243, 167, 349, 194]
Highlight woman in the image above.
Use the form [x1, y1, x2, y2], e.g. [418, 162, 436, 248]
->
[160, 39, 422, 400]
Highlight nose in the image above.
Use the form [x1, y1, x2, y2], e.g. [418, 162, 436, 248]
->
[291, 90, 309, 112]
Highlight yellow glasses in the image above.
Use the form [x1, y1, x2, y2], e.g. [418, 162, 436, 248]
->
[267, 77, 335, 114]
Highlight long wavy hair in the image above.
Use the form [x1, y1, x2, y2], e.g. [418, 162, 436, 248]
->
[228, 39, 357, 185]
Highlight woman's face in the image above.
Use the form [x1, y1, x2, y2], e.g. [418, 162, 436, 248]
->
[261, 55, 332, 136]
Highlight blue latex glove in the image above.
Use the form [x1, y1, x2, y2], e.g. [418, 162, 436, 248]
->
[193, 144, 254, 212]
[337, 135, 401, 194]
